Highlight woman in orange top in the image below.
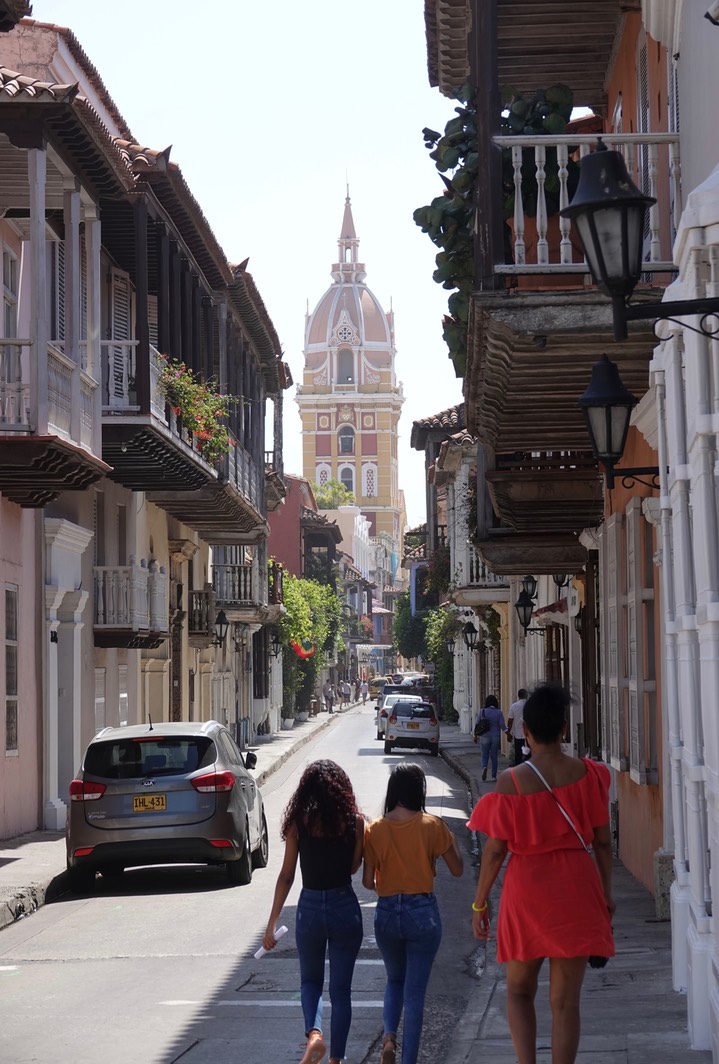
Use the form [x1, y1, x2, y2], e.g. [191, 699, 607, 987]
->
[467, 683, 615, 1064]
[363, 763, 463, 1064]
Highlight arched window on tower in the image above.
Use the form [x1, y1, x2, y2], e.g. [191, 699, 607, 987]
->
[316, 463, 331, 488]
[339, 464, 355, 496]
[362, 463, 377, 498]
[337, 348, 355, 384]
[338, 425, 355, 455]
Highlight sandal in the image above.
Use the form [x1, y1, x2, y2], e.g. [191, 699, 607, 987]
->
[300, 1030, 326, 1064]
[380, 1035, 397, 1064]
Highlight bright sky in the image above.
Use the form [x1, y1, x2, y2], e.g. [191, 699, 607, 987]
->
[29, 0, 462, 527]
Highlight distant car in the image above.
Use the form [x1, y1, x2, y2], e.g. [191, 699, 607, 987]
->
[375, 693, 424, 740]
[369, 676, 390, 700]
[384, 701, 440, 757]
[66, 720, 268, 891]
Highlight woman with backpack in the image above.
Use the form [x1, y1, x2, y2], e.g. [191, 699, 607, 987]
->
[474, 694, 509, 782]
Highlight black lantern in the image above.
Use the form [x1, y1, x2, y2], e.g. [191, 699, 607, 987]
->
[553, 574, 569, 589]
[579, 354, 659, 488]
[521, 574, 537, 599]
[514, 590, 534, 632]
[463, 621, 480, 651]
[445, 635, 456, 655]
[271, 629, 282, 658]
[574, 612, 583, 635]
[561, 140, 655, 341]
[212, 609, 229, 648]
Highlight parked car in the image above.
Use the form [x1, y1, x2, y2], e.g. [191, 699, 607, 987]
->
[66, 720, 268, 891]
[375, 693, 424, 740]
[384, 701, 439, 757]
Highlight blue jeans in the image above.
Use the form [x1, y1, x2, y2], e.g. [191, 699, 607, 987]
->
[374, 893, 442, 1064]
[480, 733, 500, 778]
[295, 886, 363, 1058]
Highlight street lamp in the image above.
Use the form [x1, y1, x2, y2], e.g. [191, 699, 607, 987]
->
[463, 621, 480, 652]
[553, 574, 569, 590]
[521, 574, 537, 599]
[271, 629, 282, 658]
[212, 609, 229, 648]
[579, 354, 659, 489]
[514, 590, 534, 632]
[562, 139, 719, 342]
[445, 635, 456, 655]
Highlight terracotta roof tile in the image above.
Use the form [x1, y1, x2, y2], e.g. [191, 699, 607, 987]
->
[410, 403, 465, 449]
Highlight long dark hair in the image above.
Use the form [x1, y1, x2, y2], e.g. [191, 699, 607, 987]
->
[384, 763, 426, 814]
[281, 759, 360, 840]
[523, 683, 570, 743]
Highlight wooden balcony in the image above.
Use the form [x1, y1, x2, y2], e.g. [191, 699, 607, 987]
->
[94, 557, 169, 649]
[487, 451, 603, 534]
[188, 587, 215, 646]
[0, 340, 108, 506]
[452, 544, 511, 608]
[213, 560, 276, 625]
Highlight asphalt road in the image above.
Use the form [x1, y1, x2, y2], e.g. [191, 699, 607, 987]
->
[0, 704, 481, 1064]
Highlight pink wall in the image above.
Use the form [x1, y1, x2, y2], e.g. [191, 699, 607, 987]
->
[267, 478, 305, 577]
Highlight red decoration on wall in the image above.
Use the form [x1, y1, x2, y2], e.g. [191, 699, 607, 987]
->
[291, 639, 316, 659]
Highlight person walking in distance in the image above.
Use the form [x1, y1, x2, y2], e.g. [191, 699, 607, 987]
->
[467, 684, 615, 1064]
[363, 764, 464, 1064]
[507, 688, 529, 766]
[262, 760, 365, 1064]
[361, 679, 369, 704]
[474, 694, 509, 782]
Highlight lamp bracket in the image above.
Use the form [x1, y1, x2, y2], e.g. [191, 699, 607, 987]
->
[523, 627, 547, 636]
[603, 464, 661, 491]
[624, 298, 719, 340]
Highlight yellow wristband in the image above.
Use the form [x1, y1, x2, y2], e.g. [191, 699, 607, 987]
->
[472, 901, 488, 913]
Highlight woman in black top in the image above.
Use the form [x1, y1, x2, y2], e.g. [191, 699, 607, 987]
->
[263, 760, 364, 1064]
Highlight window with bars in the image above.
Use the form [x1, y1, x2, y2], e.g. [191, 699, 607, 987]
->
[316, 464, 330, 487]
[5, 586, 18, 753]
[363, 463, 377, 497]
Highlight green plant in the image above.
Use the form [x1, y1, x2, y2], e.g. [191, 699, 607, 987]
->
[278, 574, 342, 716]
[413, 84, 476, 378]
[427, 544, 452, 600]
[314, 478, 355, 508]
[157, 355, 235, 463]
[425, 607, 459, 723]
[500, 84, 578, 219]
[393, 592, 428, 661]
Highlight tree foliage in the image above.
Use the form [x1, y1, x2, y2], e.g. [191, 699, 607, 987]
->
[279, 575, 342, 716]
[393, 592, 428, 661]
[425, 607, 460, 723]
[314, 478, 355, 509]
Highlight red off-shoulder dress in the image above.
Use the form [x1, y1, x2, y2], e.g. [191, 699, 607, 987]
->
[467, 758, 615, 963]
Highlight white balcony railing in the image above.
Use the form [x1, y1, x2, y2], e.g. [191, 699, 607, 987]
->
[456, 546, 509, 589]
[492, 132, 680, 275]
[0, 340, 97, 447]
[94, 556, 168, 632]
[0, 340, 31, 429]
[213, 563, 258, 606]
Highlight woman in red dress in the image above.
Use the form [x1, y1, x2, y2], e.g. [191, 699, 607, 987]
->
[467, 683, 615, 1064]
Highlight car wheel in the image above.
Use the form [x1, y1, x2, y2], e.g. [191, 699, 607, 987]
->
[384, 741, 393, 755]
[228, 831, 253, 886]
[252, 812, 269, 869]
[430, 742, 439, 757]
[67, 865, 96, 894]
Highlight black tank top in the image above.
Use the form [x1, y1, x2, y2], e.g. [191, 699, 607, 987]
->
[298, 823, 356, 890]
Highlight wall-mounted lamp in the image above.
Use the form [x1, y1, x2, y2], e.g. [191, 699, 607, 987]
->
[553, 574, 569, 590]
[514, 590, 535, 632]
[271, 629, 282, 658]
[579, 354, 660, 490]
[463, 621, 480, 652]
[211, 609, 229, 648]
[574, 613, 583, 635]
[521, 574, 538, 599]
[445, 635, 456, 655]
[561, 139, 719, 343]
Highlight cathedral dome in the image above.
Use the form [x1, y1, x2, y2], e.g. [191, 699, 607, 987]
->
[305, 195, 393, 350]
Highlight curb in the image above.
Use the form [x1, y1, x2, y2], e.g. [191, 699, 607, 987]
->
[253, 710, 342, 788]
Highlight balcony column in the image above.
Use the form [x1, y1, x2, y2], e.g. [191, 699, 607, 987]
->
[181, 260, 192, 367]
[83, 202, 102, 447]
[169, 241, 181, 359]
[63, 181, 82, 442]
[133, 200, 150, 413]
[28, 146, 48, 435]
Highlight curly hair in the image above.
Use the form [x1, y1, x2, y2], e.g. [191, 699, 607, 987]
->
[281, 759, 360, 840]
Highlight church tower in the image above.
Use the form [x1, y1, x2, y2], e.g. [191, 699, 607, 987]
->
[297, 195, 404, 556]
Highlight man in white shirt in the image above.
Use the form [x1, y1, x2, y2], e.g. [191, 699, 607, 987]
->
[507, 688, 528, 765]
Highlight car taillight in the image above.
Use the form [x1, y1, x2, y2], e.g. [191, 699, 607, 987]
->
[191, 771, 235, 793]
[69, 779, 106, 802]
[430, 717, 437, 726]
[381, 710, 388, 718]
[389, 715, 397, 724]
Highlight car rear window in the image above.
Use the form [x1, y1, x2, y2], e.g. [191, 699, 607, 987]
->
[83, 737, 216, 779]
[394, 703, 434, 719]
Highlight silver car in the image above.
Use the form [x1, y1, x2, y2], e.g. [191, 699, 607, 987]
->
[66, 720, 268, 891]
[384, 701, 440, 757]
[375, 693, 423, 740]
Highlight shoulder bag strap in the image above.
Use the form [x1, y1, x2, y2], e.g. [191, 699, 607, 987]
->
[525, 760, 591, 854]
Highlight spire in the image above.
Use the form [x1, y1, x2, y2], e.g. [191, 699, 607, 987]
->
[332, 190, 365, 284]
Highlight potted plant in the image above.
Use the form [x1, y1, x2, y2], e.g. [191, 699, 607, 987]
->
[157, 354, 235, 463]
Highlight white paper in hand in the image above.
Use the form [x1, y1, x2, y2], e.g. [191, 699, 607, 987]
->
[254, 924, 288, 959]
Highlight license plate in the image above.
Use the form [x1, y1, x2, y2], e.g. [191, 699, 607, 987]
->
[133, 794, 167, 812]
[406, 723, 420, 730]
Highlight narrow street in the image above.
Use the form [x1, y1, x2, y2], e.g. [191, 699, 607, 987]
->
[0, 705, 479, 1064]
